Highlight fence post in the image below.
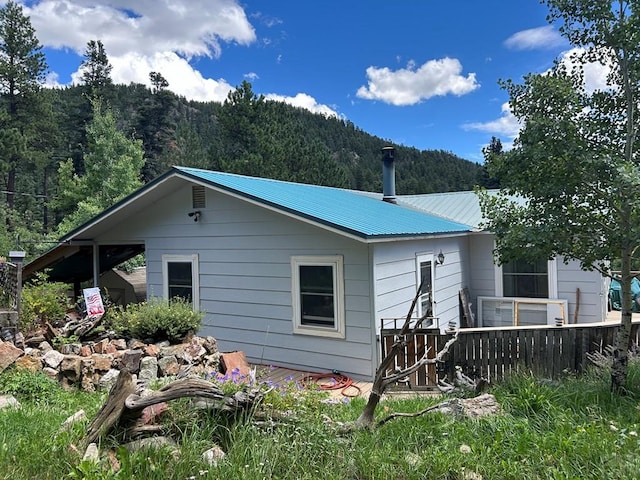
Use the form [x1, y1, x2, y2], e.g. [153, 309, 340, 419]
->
[9, 251, 25, 328]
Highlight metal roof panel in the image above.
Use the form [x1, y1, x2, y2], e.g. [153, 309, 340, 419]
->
[176, 167, 471, 238]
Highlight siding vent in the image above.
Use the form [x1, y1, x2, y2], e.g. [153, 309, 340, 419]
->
[192, 185, 206, 209]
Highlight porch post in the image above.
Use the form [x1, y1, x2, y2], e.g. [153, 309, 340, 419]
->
[8, 250, 25, 326]
[93, 242, 99, 287]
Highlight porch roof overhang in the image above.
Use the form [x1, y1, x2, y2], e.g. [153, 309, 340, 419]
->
[23, 172, 183, 284]
[23, 243, 144, 284]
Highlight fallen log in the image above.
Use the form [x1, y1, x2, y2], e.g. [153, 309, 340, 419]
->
[376, 393, 500, 427]
[85, 370, 136, 446]
[83, 371, 269, 447]
[125, 377, 265, 412]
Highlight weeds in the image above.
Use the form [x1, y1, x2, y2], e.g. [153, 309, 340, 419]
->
[3, 363, 640, 478]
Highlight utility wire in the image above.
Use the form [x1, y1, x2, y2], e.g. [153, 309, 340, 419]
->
[0, 190, 56, 199]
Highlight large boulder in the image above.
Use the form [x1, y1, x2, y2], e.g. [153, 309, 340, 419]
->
[0, 341, 23, 373]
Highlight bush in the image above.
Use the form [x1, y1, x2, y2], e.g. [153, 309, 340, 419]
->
[20, 272, 71, 331]
[0, 368, 62, 401]
[106, 297, 203, 343]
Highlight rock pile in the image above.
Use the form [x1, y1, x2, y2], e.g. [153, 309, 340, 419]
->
[0, 333, 221, 392]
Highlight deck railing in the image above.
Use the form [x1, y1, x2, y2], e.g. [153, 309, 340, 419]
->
[380, 319, 638, 389]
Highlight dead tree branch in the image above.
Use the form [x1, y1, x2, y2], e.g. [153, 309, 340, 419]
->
[355, 280, 459, 429]
[376, 393, 500, 427]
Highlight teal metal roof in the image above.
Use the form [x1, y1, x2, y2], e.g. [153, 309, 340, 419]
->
[397, 191, 488, 229]
[176, 167, 471, 239]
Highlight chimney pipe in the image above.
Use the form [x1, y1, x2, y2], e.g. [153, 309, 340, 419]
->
[381, 146, 397, 204]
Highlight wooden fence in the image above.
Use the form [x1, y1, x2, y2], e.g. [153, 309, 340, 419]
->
[380, 320, 640, 389]
[0, 261, 19, 310]
[0, 260, 21, 340]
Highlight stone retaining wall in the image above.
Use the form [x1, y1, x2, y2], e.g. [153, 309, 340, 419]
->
[0, 335, 221, 392]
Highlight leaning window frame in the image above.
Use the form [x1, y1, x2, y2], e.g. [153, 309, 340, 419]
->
[291, 255, 345, 339]
[162, 254, 200, 309]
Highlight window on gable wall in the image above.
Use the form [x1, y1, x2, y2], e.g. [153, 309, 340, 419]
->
[291, 255, 345, 339]
[162, 254, 199, 308]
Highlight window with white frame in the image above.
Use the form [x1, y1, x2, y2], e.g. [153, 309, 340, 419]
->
[502, 259, 549, 298]
[291, 255, 345, 338]
[162, 254, 199, 308]
[495, 256, 557, 299]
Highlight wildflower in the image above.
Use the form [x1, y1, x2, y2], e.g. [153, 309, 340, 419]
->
[459, 444, 472, 454]
[405, 452, 421, 466]
[630, 431, 638, 437]
[610, 424, 619, 432]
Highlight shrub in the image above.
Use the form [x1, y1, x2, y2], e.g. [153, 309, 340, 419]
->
[106, 297, 203, 343]
[0, 368, 62, 401]
[20, 272, 71, 331]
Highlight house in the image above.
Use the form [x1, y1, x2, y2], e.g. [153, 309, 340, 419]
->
[24, 150, 608, 380]
[99, 267, 147, 306]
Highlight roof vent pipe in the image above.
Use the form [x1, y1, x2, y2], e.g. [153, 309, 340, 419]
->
[381, 146, 397, 204]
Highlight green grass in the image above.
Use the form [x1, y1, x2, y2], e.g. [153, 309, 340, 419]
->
[2, 363, 640, 479]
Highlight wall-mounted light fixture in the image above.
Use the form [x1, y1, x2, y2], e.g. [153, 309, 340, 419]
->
[188, 210, 201, 222]
[437, 250, 445, 265]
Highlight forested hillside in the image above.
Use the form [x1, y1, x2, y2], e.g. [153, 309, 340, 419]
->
[0, 2, 486, 258]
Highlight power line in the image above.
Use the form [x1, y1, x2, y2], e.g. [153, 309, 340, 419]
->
[0, 190, 56, 199]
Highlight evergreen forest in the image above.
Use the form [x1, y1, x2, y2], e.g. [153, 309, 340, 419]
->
[0, 2, 487, 259]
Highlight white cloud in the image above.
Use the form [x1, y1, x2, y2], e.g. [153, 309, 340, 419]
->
[265, 93, 341, 118]
[22, 0, 252, 102]
[21, 0, 339, 116]
[109, 51, 236, 102]
[25, 0, 256, 58]
[356, 58, 479, 106]
[557, 47, 612, 93]
[504, 25, 565, 51]
[462, 102, 521, 145]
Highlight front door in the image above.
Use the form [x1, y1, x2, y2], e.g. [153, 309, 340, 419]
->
[416, 254, 434, 322]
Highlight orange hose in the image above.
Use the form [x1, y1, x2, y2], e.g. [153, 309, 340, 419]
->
[302, 372, 362, 398]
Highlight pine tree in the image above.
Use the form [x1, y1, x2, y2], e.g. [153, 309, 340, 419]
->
[0, 0, 47, 214]
[55, 98, 144, 235]
[80, 40, 113, 98]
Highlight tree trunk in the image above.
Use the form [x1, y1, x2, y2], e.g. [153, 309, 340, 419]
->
[612, 241, 633, 393]
[5, 166, 15, 224]
[355, 391, 381, 428]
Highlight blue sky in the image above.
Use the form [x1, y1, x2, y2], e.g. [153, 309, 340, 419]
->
[15, 1, 601, 162]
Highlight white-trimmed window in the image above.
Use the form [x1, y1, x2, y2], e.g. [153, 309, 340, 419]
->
[291, 255, 345, 338]
[162, 254, 199, 308]
[495, 258, 558, 299]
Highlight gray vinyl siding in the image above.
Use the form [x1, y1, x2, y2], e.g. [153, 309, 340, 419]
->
[556, 259, 606, 324]
[109, 183, 376, 380]
[373, 237, 467, 332]
[465, 234, 606, 324]
[467, 233, 496, 321]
